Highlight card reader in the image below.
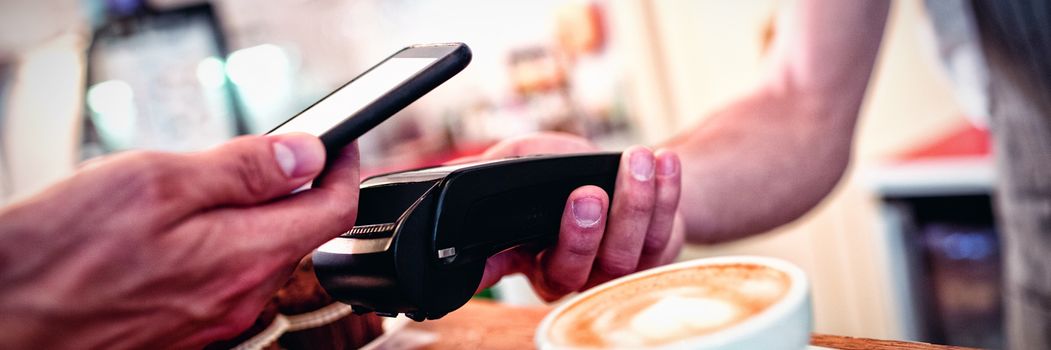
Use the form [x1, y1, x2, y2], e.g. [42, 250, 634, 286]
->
[312, 153, 620, 321]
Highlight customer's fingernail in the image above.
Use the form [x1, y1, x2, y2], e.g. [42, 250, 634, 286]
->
[272, 135, 325, 178]
[658, 153, 679, 177]
[630, 149, 655, 181]
[572, 197, 602, 228]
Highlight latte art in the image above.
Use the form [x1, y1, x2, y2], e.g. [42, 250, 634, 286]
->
[546, 264, 789, 348]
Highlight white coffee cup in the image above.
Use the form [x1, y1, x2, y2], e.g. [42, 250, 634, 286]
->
[535, 256, 812, 350]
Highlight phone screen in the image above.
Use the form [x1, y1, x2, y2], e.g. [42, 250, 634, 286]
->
[270, 57, 437, 137]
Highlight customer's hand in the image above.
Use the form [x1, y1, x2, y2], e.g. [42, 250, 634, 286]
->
[0, 133, 360, 349]
[472, 132, 685, 301]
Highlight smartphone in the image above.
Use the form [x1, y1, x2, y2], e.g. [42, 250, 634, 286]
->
[267, 43, 471, 157]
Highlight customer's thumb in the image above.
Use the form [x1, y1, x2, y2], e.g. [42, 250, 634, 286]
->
[181, 133, 326, 208]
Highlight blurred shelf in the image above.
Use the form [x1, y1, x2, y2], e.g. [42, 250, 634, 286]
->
[865, 156, 993, 197]
[864, 122, 993, 197]
[864, 121, 1002, 348]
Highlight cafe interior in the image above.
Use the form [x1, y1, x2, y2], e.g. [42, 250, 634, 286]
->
[0, 0, 1005, 348]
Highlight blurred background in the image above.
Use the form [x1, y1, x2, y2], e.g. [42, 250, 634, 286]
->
[0, 0, 1002, 348]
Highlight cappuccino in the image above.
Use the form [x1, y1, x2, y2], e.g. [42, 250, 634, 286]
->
[537, 257, 811, 350]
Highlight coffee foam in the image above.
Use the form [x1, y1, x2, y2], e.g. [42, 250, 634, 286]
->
[546, 263, 789, 348]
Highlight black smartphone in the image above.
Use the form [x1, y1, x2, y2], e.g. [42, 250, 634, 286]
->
[267, 43, 471, 157]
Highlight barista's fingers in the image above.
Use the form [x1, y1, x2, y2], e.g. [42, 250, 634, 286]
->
[588, 147, 657, 287]
[477, 249, 537, 293]
[637, 150, 681, 270]
[658, 214, 687, 265]
[444, 154, 484, 165]
[532, 186, 609, 301]
[480, 132, 598, 159]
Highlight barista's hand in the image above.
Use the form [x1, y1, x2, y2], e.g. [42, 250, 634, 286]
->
[473, 132, 684, 301]
[0, 134, 360, 349]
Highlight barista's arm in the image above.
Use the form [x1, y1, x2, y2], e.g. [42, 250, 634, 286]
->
[667, 0, 890, 243]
